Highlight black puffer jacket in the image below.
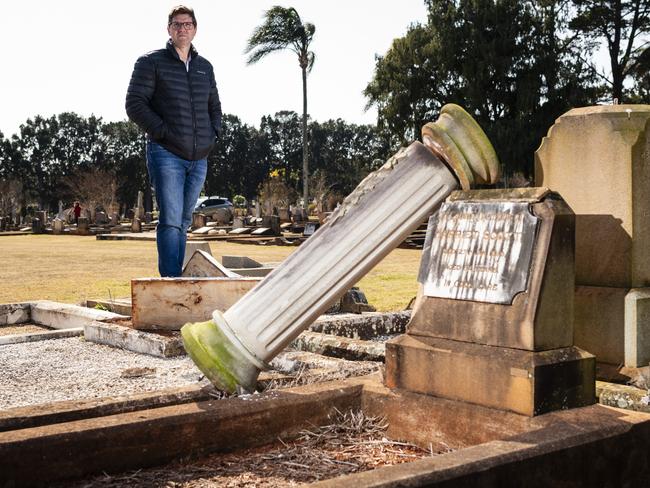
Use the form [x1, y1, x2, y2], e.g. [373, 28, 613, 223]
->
[125, 40, 222, 161]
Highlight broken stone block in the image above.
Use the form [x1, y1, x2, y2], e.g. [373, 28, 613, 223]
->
[222, 256, 263, 269]
[182, 241, 212, 269]
[326, 287, 376, 314]
[182, 250, 240, 278]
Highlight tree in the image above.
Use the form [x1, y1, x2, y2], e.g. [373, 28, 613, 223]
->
[101, 121, 148, 214]
[245, 6, 315, 209]
[570, 0, 650, 102]
[259, 111, 303, 189]
[365, 0, 600, 178]
[206, 114, 269, 199]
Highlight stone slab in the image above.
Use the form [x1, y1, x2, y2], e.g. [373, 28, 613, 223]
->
[227, 266, 274, 277]
[182, 250, 240, 278]
[29, 301, 127, 329]
[309, 311, 410, 340]
[409, 192, 574, 351]
[130, 277, 262, 329]
[385, 334, 595, 416]
[0, 327, 83, 346]
[85, 298, 133, 316]
[221, 255, 263, 268]
[84, 321, 184, 357]
[291, 331, 385, 361]
[0, 303, 30, 325]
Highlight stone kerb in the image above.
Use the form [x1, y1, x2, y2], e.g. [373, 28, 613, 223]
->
[535, 105, 650, 367]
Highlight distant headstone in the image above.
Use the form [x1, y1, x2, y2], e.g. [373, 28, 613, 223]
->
[278, 208, 291, 222]
[31, 218, 43, 234]
[210, 208, 232, 225]
[95, 211, 108, 225]
[303, 222, 320, 236]
[110, 212, 119, 226]
[192, 213, 206, 230]
[77, 217, 90, 235]
[255, 200, 261, 218]
[131, 218, 142, 233]
[232, 217, 245, 229]
[261, 215, 281, 236]
[144, 212, 153, 224]
[136, 191, 145, 219]
[0, 217, 5, 231]
[52, 218, 65, 234]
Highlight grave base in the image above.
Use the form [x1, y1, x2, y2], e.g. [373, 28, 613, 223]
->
[385, 334, 595, 416]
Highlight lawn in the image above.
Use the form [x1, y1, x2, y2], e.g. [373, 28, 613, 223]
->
[0, 235, 423, 311]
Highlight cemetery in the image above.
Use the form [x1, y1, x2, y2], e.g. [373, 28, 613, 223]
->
[2, 102, 650, 488]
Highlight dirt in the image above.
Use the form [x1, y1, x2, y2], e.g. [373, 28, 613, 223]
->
[0, 323, 51, 336]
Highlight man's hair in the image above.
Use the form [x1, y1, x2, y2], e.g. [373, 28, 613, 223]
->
[168, 5, 196, 26]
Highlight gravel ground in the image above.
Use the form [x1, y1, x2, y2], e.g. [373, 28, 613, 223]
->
[0, 337, 204, 410]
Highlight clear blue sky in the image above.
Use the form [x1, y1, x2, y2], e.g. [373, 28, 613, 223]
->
[1, 1, 428, 137]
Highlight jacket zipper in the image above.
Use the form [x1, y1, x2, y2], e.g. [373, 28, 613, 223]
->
[187, 60, 197, 160]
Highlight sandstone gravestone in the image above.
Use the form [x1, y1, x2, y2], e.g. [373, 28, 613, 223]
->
[385, 188, 595, 416]
[77, 217, 90, 235]
[131, 218, 142, 233]
[192, 213, 206, 230]
[182, 250, 241, 278]
[182, 241, 212, 269]
[262, 215, 281, 236]
[535, 105, 650, 367]
[52, 218, 65, 235]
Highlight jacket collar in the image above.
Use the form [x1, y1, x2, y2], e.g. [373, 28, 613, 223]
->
[166, 38, 198, 61]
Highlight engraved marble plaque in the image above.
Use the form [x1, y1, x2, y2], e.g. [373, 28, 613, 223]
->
[419, 201, 538, 304]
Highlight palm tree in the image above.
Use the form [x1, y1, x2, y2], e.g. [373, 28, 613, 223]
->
[245, 6, 315, 211]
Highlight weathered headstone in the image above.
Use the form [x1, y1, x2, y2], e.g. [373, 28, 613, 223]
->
[535, 105, 650, 367]
[192, 213, 206, 230]
[135, 191, 145, 219]
[385, 188, 595, 416]
[261, 215, 281, 236]
[182, 241, 212, 269]
[232, 217, 245, 229]
[254, 200, 261, 218]
[131, 218, 142, 233]
[303, 221, 320, 236]
[95, 211, 108, 225]
[77, 217, 90, 235]
[52, 218, 65, 234]
[110, 212, 119, 226]
[31, 217, 43, 234]
[182, 250, 241, 278]
[277, 208, 291, 222]
[210, 208, 231, 225]
[144, 212, 152, 224]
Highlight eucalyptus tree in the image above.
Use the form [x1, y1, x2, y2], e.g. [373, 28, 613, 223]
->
[245, 6, 315, 209]
[570, 0, 650, 102]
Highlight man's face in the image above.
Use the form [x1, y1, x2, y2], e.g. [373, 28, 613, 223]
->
[168, 13, 196, 48]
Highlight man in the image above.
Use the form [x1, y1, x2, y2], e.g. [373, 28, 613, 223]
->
[126, 5, 221, 277]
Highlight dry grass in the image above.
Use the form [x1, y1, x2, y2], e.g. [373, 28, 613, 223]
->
[72, 408, 448, 487]
[0, 235, 421, 311]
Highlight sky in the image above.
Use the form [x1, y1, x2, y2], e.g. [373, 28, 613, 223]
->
[0, 1, 428, 138]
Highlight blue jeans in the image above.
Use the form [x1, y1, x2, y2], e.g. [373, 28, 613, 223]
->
[146, 142, 207, 277]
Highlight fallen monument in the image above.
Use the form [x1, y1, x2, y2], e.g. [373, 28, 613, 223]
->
[181, 103, 500, 392]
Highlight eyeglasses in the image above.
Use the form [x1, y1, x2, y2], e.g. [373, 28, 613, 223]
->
[169, 21, 195, 31]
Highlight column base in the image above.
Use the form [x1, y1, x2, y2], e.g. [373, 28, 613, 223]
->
[181, 311, 268, 393]
[385, 334, 595, 416]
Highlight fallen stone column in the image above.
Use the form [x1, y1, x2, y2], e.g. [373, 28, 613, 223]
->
[182, 104, 499, 392]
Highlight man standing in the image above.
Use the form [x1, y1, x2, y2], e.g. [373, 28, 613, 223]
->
[126, 5, 221, 276]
